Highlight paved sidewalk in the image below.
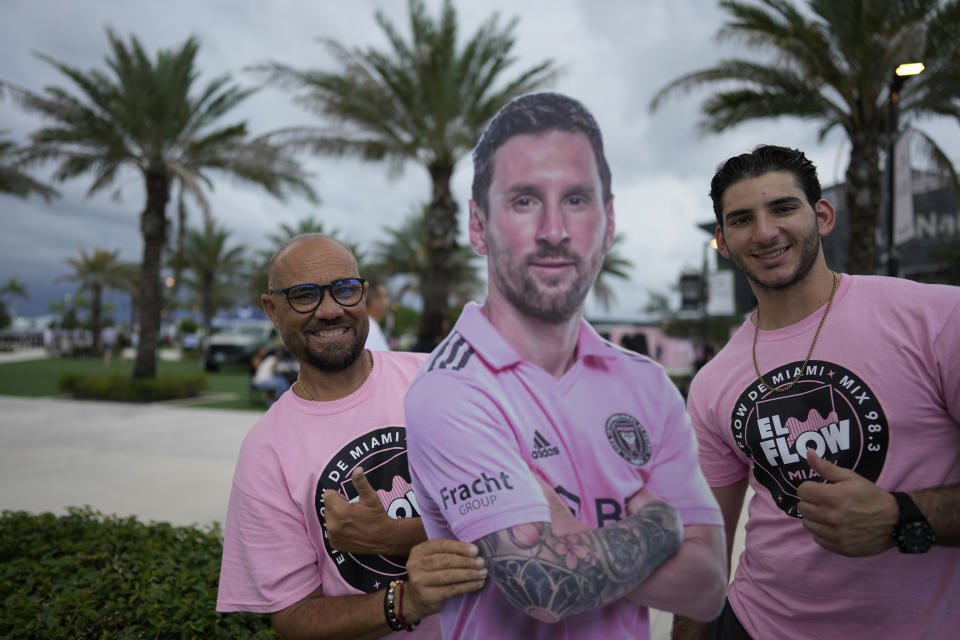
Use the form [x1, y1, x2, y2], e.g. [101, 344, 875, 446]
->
[0, 348, 47, 363]
[0, 395, 259, 527]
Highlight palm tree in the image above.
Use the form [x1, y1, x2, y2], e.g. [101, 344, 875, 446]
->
[179, 219, 247, 335]
[592, 233, 634, 312]
[3, 30, 316, 378]
[255, 0, 559, 343]
[0, 276, 29, 321]
[58, 249, 128, 350]
[0, 133, 58, 201]
[367, 205, 483, 311]
[112, 261, 142, 329]
[650, 0, 960, 274]
[48, 292, 89, 331]
[167, 190, 193, 311]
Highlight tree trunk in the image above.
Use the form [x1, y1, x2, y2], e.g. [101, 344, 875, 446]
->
[170, 191, 187, 310]
[91, 282, 102, 351]
[844, 131, 883, 275]
[132, 167, 170, 379]
[203, 272, 215, 337]
[418, 162, 458, 344]
[128, 294, 138, 330]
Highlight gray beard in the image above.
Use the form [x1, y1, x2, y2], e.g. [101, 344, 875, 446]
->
[303, 339, 365, 372]
[300, 319, 369, 372]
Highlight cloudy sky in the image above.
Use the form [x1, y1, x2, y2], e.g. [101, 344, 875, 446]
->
[2, 0, 957, 320]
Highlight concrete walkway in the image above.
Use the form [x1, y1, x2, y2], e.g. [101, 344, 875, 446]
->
[0, 391, 748, 639]
[0, 347, 48, 363]
[0, 395, 259, 528]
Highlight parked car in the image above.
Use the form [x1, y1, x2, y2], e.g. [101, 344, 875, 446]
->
[202, 322, 275, 372]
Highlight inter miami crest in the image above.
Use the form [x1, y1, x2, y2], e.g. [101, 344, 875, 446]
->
[315, 426, 420, 591]
[606, 413, 652, 465]
[731, 360, 889, 517]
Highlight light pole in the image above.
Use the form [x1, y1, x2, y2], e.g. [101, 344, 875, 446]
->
[698, 237, 718, 370]
[886, 62, 925, 277]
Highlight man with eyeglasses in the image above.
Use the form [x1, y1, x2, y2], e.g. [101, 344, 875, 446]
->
[404, 93, 726, 639]
[217, 234, 486, 639]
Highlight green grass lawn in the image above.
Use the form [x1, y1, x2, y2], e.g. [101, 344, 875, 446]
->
[0, 356, 267, 411]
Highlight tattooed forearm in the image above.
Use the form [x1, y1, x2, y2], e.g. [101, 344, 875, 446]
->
[475, 501, 682, 622]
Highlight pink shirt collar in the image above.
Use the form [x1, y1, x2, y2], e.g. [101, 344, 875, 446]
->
[456, 302, 617, 372]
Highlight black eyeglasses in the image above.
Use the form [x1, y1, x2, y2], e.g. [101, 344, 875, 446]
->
[268, 278, 366, 313]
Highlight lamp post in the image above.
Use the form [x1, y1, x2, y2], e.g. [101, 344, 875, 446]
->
[886, 62, 925, 277]
[698, 237, 718, 370]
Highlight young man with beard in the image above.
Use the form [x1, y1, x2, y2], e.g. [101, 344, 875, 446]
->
[217, 235, 486, 639]
[673, 146, 960, 639]
[404, 93, 727, 639]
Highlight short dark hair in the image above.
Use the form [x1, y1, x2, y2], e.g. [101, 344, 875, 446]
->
[710, 145, 822, 225]
[471, 92, 612, 214]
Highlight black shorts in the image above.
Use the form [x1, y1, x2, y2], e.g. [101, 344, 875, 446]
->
[705, 599, 752, 640]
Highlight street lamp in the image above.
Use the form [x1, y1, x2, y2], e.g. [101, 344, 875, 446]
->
[698, 237, 719, 370]
[885, 62, 925, 277]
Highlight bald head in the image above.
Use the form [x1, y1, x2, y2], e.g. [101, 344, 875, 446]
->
[268, 234, 358, 289]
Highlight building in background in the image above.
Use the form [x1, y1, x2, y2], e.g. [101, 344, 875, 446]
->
[591, 320, 697, 378]
[824, 171, 959, 282]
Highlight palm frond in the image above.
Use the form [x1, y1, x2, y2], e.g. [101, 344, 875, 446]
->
[910, 128, 960, 192]
[592, 233, 633, 312]
[0, 131, 59, 201]
[651, 0, 960, 275]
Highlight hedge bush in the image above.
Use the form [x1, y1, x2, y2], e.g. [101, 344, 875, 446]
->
[0, 508, 274, 639]
[59, 373, 206, 402]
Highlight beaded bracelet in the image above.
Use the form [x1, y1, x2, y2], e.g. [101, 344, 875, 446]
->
[394, 580, 418, 632]
[383, 580, 406, 631]
[383, 579, 418, 632]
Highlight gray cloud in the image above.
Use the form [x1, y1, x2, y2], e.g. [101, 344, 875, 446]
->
[2, 0, 957, 319]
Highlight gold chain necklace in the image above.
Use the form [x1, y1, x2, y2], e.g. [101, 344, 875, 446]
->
[296, 351, 373, 402]
[752, 271, 840, 393]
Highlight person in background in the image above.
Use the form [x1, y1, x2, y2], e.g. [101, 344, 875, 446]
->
[365, 280, 391, 351]
[101, 325, 117, 364]
[218, 234, 486, 639]
[249, 344, 290, 406]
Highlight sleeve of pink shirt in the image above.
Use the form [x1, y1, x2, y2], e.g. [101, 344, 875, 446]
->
[688, 367, 751, 489]
[216, 428, 323, 613]
[405, 372, 550, 544]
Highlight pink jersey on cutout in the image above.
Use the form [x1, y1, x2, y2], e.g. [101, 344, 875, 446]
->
[689, 275, 960, 639]
[405, 303, 722, 639]
[217, 350, 443, 639]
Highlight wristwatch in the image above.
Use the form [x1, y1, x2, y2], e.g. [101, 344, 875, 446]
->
[890, 491, 936, 553]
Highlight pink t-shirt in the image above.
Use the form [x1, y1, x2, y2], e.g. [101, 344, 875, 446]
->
[689, 275, 960, 639]
[405, 303, 722, 639]
[217, 351, 442, 638]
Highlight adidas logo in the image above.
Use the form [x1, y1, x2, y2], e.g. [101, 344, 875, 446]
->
[532, 430, 560, 459]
